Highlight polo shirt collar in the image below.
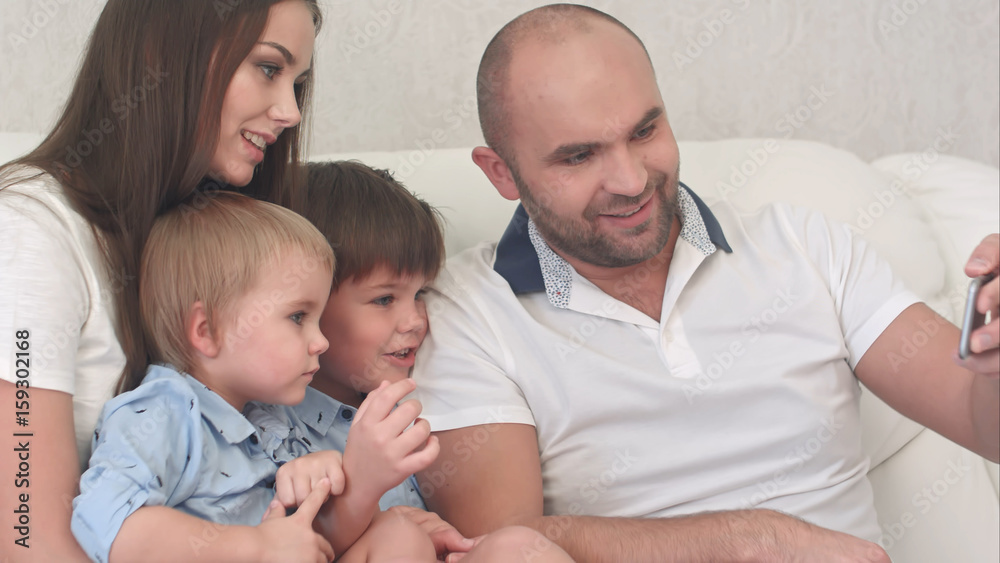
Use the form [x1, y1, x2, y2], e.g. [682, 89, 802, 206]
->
[291, 386, 342, 436]
[183, 373, 256, 444]
[493, 182, 731, 296]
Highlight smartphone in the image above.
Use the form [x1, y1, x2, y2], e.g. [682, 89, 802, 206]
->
[959, 272, 997, 359]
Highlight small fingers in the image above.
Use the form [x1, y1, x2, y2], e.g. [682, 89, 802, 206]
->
[274, 469, 296, 509]
[295, 478, 332, 521]
[260, 498, 285, 522]
[293, 473, 314, 507]
[359, 379, 419, 424]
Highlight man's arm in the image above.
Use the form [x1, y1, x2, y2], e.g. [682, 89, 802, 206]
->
[855, 237, 1000, 462]
[419, 424, 889, 563]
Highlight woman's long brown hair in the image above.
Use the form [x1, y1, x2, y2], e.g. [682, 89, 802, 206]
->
[0, 0, 322, 394]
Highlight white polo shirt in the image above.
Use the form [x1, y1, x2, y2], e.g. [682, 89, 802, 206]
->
[412, 184, 919, 542]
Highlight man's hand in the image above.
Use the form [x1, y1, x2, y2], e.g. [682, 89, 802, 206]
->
[956, 233, 1000, 378]
[343, 379, 440, 504]
[269, 450, 346, 512]
[762, 511, 890, 563]
[256, 479, 336, 563]
[385, 505, 478, 560]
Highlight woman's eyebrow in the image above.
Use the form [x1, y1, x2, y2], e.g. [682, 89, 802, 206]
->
[259, 41, 295, 65]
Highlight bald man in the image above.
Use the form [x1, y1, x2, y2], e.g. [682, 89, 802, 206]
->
[411, 5, 1000, 562]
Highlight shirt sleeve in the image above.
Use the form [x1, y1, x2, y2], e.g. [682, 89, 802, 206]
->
[778, 204, 921, 368]
[411, 264, 536, 431]
[71, 378, 203, 563]
[0, 188, 89, 393]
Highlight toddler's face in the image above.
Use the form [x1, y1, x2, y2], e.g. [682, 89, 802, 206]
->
[315, 266, 430, 406]
[210, 251, 332, 409]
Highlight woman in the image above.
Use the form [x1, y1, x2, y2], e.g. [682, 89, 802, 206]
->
[0, 1, 323, 560]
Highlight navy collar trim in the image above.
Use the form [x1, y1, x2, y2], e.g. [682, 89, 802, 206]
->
[493, 182, 731, 295]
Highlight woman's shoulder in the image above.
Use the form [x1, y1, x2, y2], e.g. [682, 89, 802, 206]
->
[1, 168, 97, 251]
[1, 167, 81, 223]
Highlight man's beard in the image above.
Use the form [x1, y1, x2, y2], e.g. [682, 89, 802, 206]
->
[512, 167, 680, 268]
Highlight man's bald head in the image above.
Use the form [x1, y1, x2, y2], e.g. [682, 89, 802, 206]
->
[476, 4, 653, 164]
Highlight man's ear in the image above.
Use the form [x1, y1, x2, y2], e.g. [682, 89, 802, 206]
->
[187, 301, 221, 359]
[472, 146, 520, 201]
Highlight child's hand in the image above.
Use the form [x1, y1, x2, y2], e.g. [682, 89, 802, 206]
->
[385, 505, 479, 559]
[270, 450, 345, 511]
[256, 478, 336, 562]
[343, 379, 440, 504]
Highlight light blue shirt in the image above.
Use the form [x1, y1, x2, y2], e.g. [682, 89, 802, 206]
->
[245, 387, 427, 511]
[72, 365, 279, 563]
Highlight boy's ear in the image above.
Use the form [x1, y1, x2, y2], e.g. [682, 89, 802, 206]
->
[187, 301, 221, 359]
[472, 146, 520, 201]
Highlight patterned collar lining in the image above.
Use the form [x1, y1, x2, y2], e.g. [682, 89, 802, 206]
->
[527, 186, 722, 309]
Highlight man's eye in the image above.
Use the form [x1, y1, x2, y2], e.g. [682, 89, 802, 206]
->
[372, 295, 394, 306]
[634, 125, 655, 139]
[566, 151, 591, 165]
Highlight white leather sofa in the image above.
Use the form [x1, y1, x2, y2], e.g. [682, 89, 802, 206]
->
[2, 132, 998, 562]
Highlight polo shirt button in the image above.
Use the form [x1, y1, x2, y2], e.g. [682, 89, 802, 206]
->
[341, 409, 353, 420]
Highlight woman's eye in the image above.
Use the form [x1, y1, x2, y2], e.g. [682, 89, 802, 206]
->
[372, 295, 394, 306]
[289, 312, 305, 325]
[260, 64, 279, 80]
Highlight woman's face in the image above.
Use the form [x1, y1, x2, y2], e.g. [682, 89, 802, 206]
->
[209, 1, 316, 187]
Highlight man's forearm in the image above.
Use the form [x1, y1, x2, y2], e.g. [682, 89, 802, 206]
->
[971, 375, 1000, 462]
[512, 509, 887, 563]
[512, 510, 776, 563]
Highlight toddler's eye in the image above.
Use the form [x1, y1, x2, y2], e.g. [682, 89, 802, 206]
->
[415, 289, 428, 301]
[372, 295, 394, 306]
[289, 312, 305, 325]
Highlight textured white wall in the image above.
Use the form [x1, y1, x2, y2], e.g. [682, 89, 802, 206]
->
[1, 1, 998, 166]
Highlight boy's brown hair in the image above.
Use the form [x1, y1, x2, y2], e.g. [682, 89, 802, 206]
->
[140, 192, 334, 375]
[303, 161, 445, 289]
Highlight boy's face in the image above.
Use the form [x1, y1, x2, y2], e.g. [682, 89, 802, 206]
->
[313, 265, 429, 407]
[207, 251, 332, 410]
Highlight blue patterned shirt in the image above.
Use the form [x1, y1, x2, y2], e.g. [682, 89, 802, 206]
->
[72, 365, 279, 563]
[245, 387, 427, 511]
